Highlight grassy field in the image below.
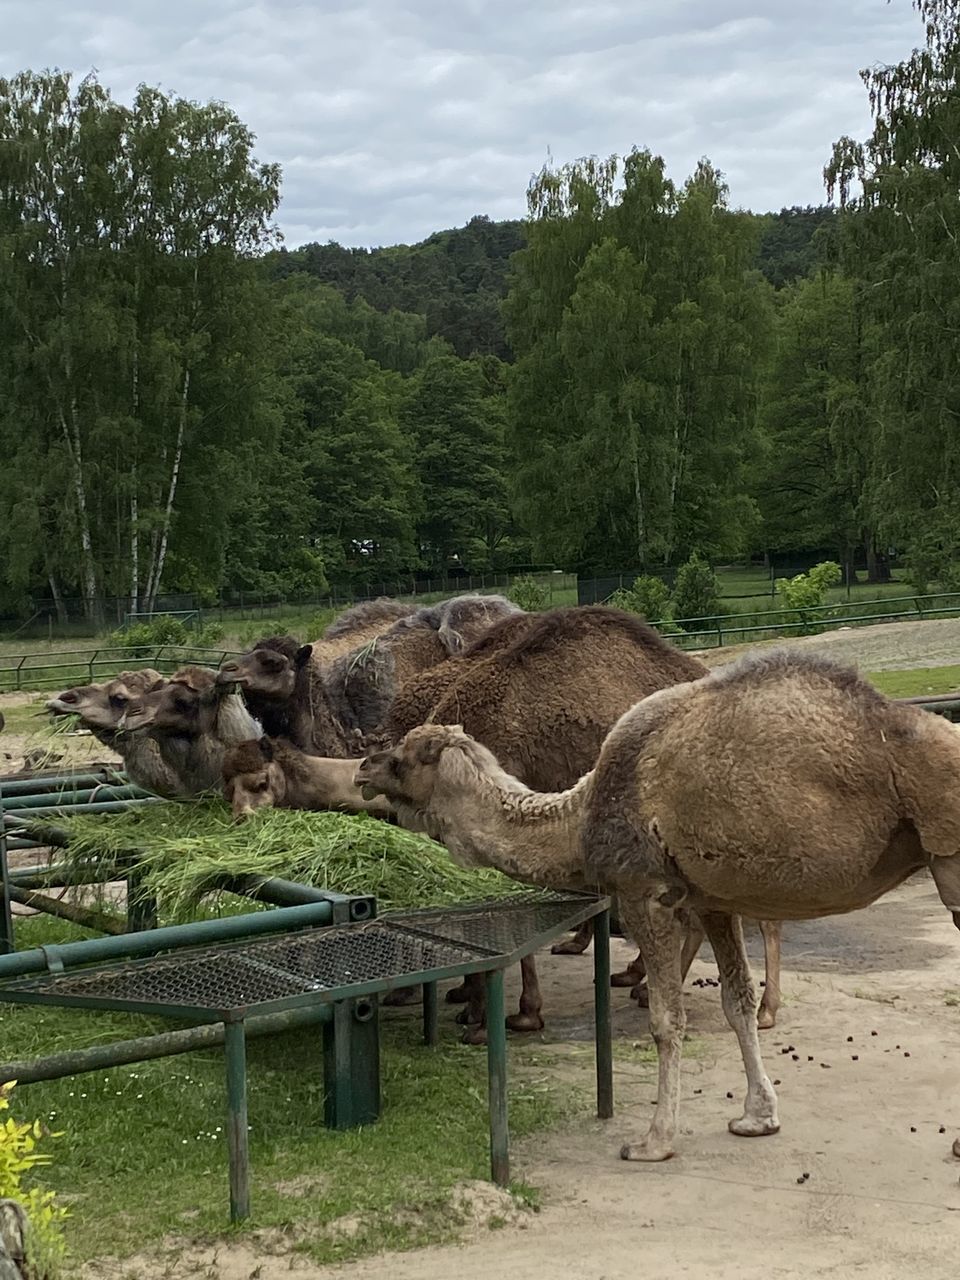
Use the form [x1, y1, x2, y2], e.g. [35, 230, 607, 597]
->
[6, 916, 598, 1272]
[866, 665, 960, 698]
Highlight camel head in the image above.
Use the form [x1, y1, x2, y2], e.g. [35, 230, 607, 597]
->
[355, 722, 503, 828]
[216, 637, 309, 703]
[46, 669, 165, 731]
[121, 666, 218, 737]
[435, 594, 522, 654]
[222, 736, 286, 819]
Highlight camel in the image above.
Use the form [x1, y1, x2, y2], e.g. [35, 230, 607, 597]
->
[373, 606, 783, 1036]
[325, 594, 521, 734]
[223, 735, 392, 819]
[45, 670, 181, 796]
[356, 649, 960, 1163]
[120, 666, 261, 794]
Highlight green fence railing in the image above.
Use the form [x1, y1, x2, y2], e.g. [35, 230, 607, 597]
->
[0, 645, 241, 693]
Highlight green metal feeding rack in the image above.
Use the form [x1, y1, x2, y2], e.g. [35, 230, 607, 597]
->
[0, 892, 613, 1223]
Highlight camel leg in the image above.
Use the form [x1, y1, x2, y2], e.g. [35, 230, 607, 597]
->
[929, 855, 960, 932]
[613, 950, 644, 988]
[383, 984, 422, 1007]
[699, 911, 780, 1139]
[552, 918, 594, 955]
[456, 972, 486, 1038]
[445, 981, 470, 1004]
[505, 955, 545, 1033]
[618, 893, 687, 1162]
[757, 919, 782, 1030]
[631, 919, 704, 1006]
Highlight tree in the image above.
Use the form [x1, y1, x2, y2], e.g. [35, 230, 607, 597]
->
[826, 0, 960, 565]
[505, 149, 771, 572]
[0, 71, 281, 617]
[402, 354, 511, 572]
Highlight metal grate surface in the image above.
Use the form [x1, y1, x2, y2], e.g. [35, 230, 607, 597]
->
[385, 894, 584, 956]
[3, 922, 479, 1013]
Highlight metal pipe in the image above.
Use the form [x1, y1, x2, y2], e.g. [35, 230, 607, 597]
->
[8, 862, 126, 889]
[7, 886, 126, 936]
[0, 1003, 333, 1085]
[593, 908, 614, 1121]
[1, 784, 150, 810]
[224, 1021, 250, 1223]
[7, 798, 161, 818]
[0, 899, 334, 979]
[0, 771, 129, 796]
[485, 969, 509, 1186]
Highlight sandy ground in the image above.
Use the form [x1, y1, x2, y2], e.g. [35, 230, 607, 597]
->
[98, 878, 960, 1280]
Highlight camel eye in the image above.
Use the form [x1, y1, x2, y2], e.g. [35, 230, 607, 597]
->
[255, 778, 270, 792]
[110, 693, 128, 708]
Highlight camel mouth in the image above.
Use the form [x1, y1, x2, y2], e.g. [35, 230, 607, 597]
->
[216, 671, 247, 688]
[46, 700, 79, 716]
[359, 783, 380, 802]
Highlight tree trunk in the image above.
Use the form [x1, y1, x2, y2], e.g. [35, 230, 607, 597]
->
[865, 534, 891, 584]
[144, 366, 189, 611]
[58, 400, 99, 624]
[129, 483, 139, 616]
[627, 407, 645, 568]
[47, 572, 67, 625]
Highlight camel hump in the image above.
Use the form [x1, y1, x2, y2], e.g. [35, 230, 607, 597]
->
[895, 710, 960, 858]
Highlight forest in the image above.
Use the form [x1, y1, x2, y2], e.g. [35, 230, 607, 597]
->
[0, 0, 957, 621]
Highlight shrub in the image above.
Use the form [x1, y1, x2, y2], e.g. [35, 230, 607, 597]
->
[775, 560, 842, 611]
[0, 1082, 66, 1276]
[608, 575, 672, 622]
[109, 615, 224, 656]
[671, 553, 722, 623]
[903, 511, 960, 594]
[507, 575, 549, 611]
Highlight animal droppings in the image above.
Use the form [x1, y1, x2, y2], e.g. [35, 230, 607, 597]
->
[807, 1056, 814, 1062]
[820, 1063, 831, 1069]
[773, 1079, 782, 1086]
[726, 1091, 733, 1099]
[910, 1126, 917, 1133]
[852, 1055, 859, 1061]
[846, 1036, 853, 1042]
[694, 1089, 702, 1095]
[796, 1176, 805, 1184]
[792, 1054, 800, 1061]
[939, 1126, 946, 1134]
[871, 1030, 878, 1036]
[801, 1172, 810, 1180]
[904, 1052, 911, 1058]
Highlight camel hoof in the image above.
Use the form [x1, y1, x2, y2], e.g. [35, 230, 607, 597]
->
[953, 1136, 960, 1159]
[728, 1115, 780, 1138]
[610, 970, 638, 988]
[620, 1138, 674, 1163]
[383, 986, 421, 1007]
[756, 1005, 777, 1030]
[551, 938, 587, 955]
[505, 1012, 545, 1033]
[461, 1025, 487, 1047]
[631, 983, 650, 1008]
[445, 984, 469, 1005]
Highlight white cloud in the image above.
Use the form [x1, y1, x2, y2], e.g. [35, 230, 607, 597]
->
[0, 0, 923, 246]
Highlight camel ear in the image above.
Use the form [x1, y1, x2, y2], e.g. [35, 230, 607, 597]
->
[147, 675, 166, 692]
[410, 733, 449, 767]
[258, 735, 274, 762]
[295, 645, 313, 669]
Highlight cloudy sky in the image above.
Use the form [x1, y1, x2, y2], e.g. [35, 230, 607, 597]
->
[3, 0, 923, 248]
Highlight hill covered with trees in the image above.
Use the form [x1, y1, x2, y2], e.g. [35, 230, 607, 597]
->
[2, 1, 957, 620]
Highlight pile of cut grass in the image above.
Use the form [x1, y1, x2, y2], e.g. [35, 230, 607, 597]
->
[55, 800, 529, 916]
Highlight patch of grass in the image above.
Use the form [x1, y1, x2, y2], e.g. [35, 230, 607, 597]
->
[7, 917, 580, 1269]
[866, 665, 960, 698]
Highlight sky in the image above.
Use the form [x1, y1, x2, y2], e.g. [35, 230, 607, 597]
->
[2, 0, 924, 249]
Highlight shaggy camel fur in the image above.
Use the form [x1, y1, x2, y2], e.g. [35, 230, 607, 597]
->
[310, 599, 419, 667]
[223, 735, 392, 819]
[326, 596, 521, 736]
[375, 606, 783, 1035]
[216, 637, 352, 756]
[357, 650, 960, 1163]
[45, 670, 181, 796]
[121, 666, 261, 794]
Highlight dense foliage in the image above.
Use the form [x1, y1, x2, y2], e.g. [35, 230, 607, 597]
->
[1, 6, 956, 619]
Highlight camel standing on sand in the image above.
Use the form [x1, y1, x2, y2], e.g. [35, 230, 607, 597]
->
[373, 606, 783, 1037]
[357, 650, 960, 1162]
[120, 666, 261, 794]
[45, 670, 180, 796]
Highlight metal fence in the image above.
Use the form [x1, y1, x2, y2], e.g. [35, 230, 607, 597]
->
[0, 646, 239, 693]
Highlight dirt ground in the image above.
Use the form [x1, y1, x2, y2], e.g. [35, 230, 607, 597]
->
[5, 619, 960, 1278]
[101, 879, 960, 1280]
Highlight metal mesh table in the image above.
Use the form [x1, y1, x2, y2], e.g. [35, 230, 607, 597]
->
[0, 891, 613, 1223]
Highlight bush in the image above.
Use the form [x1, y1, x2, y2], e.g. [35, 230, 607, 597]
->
[608, 574, 672, 622]
[903, 510, 960, 593]
[109, 615, 224, 656]
[0, 1082, 66, 1276]
[507, 575, 549, 611]
[775, 560, 842, 610]
[671, 553, 722, 623]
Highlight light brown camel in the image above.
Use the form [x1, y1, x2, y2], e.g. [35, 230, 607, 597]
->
[45, 670, 181, 796]
[373, 606, 783, 1037]
[357, 650, 960, 1163]
[223, 736, 392, 819]
[121, 666, 261, 794]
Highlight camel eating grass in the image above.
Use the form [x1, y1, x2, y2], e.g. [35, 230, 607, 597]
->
[356, 649, 960, 1163]
[223, 735, 393, 820]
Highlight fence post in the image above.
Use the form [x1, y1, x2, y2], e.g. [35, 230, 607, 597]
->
[915, 597, 924, 618]
[15, 656, 25, 693]
[89, 650, 98, 684]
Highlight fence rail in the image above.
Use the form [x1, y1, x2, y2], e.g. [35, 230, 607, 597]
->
[0, 646, 239, 693]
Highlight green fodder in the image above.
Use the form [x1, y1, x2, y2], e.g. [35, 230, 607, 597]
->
[54, 800, 530, 916]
